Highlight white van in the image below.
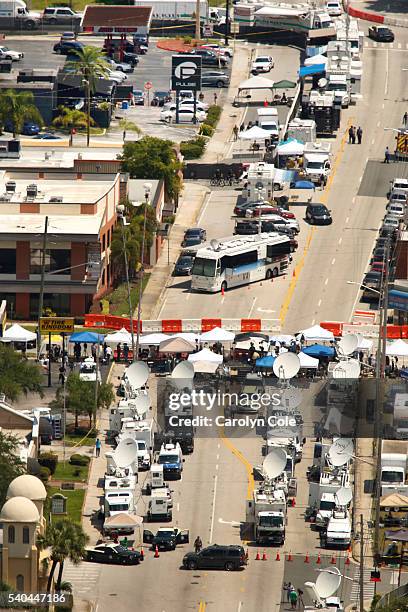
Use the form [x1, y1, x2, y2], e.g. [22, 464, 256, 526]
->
[257, 108, 279, 141]
[326, 0, 342, 16]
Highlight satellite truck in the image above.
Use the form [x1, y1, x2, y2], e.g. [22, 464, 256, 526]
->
[304, 566, 344, 611]
[381, 440, 408, 496]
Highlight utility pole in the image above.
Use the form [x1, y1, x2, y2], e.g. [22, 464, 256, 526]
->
[225, 0, 230, 46]
[195, 0, 200, 42]
[135, 185, 151, 361]
[85, 78, 91, 147]
[119, 213, 136, 360]
[37, 215, 48, 359]
[360, 514, 364, 612]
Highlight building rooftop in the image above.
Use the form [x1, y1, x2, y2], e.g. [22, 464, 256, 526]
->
[0, 496, 40, 523]
[7, 475, 47, 502]
[81, 5, 152, 28]
[0, 213, 103, 237]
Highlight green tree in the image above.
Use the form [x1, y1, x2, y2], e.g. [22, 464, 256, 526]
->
[0, 431, 25, 508]
[0, 89, 43, 138]
[375, 598, 408, 612]
[120, 136, 182, 201]
[65, 46, 109, 146]
[119, 118, 142, 141]
[37, 519, 89, 592]
[110, 226, 140, 280]
[52, 106, 95, 146]
[0, 344, 43, 402]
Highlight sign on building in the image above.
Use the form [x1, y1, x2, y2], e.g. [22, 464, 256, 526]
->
[171, 55, 202, 91]
[40, 317, 75, 334]
[203, 23, 213, 37]
[51, 493, 67, 515]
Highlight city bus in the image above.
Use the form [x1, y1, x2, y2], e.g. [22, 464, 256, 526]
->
[190, 233, 292, 292]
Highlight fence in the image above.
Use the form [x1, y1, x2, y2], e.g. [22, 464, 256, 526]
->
[376, 583, 408, 608]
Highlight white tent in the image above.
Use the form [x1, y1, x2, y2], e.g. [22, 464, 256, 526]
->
[188, 348, 223, 363]
[192, 361, 220, 374]
[239, 126, 272, 141]
[200, 327, 235, 342]
[173, 332, 201, 343]
[357, 337, 373, 351]
[299, 325, 334, 342]
[104, 328, 132, 345]
[386, 339, 408, 356]
[238, 75, 275, 93]
[299, 351, 319, 369]
[270, 334, 295, 345]
[1, 323, 36, 343]
[139, 333, 170, 346]
[276, 140, 305, 156]
[304, 54, 327, 67]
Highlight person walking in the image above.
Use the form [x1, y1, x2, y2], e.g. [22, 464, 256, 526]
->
[403, 111, 408, 126]
[233, 124, 239, 141]
[297, 589, 304, 608]
[351, 126, 356, 144]
[213, 92, 218, 105]
[194, 536, 202, 553]
[290, 588, 298, 609]
[285, 582, 293, 603]
[58, 365, 65, 385]
[95, 437, 101, 458]
[357, 126, 363, 144]
[384, 146, 391, 163]
[348, 125, 353, 143]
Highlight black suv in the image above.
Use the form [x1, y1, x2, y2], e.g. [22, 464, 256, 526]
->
[188, 49, 228, 67]
[183, 544, 247, 571]
[305, 203, 332, 225]
[53, 41, 83, 55]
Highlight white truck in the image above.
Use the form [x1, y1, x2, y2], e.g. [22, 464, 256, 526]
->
[381, 441, 408, 495]
[79, 358, 101, 383]
[303, 141, 331, 184]
[0, 0, 41, 29]
[132, 0, 220, 22]
[322, 510, 352, 548]
[287, 119, 316, 144]
[256, 108, 280, 142]
[308, 469, 350, 511]
[145, 463, 167, 493]
[117, 420, 154, 470]
[253, 5, 333, 33]
[103, 490, 136, 533]
[246, 486, 287, 545]
[315, 492, 337, 528]
[147, 488, 173, 521]
[158, 442, 184, 479]
[109, 397, 150, 433]
[324, 73, 350, 108]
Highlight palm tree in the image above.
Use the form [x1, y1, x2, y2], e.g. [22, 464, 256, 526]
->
[111, 226, 140, 280]
[0, 90, 43, 138]
[119, 118, 142, 141]
[65, 46, 109, 147]
[52, 106, 95, 146]
[37, 519, 89, 592]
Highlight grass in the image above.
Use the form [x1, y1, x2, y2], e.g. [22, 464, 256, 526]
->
[47, 486, 85, 523]
[31, 0, 87, 10]
[53, 461, 89, 482]
[64, 432, 97, 447]
[106, 274, 150, 317]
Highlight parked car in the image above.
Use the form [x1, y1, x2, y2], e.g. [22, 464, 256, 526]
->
[60, 31, 76, 42]
[0, 46, 23, 61]
[151, 90, 172, 106]
[368, 25, 394, 42]
[43, 6, 82, 24]
[386, 202, 405, 217]
[184, 228, 207, 242]
[104, 68, 127, 82]
[4, 120, 40, 136]
[188, 49, 228, 67]
[85, 544, 142, 565]
[182, 235, 202, 248]
[133, 89, 145, 105]
[383, 215, 401, 230]
[326, 0, 342, 16]
[201, 71, 230, 88]
[105, 58, 134, 73]
[183, 544, 247, 571]
[305, 203, 332, 225]
[53, 41, 83, 55]
[163, 101, 208, 114]
[251, 55, 274, 73]
[34, 133, 62, 140]
[200, 44, 233, 58]
[160, 108, 206, 124]
[389, 191, 408, 205]
[133, 33, 149, 46]
[174, 255, 195, 276]
[143, 528, 189, 551]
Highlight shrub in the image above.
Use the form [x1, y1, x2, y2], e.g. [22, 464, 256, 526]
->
[180, 136, 206, 160]
[205, 105, 222, 128]
[163, 214, 175, 224]
[69, 454, 90, 466]
[182, 35, 192, 44]
[38, 466, 51, 484]
[199, 123, 215, 137]
[73, 468, 81, 477]
[38, 452, 58, 475]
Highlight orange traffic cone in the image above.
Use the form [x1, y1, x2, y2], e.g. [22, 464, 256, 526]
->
[262, 550, 268, 561]
[331, 554, 336, 564]
[264, 99, 268, 107]
[245, 548, 249, 561]
[293, 269, 296, 277]
[287, 551, 293, 562]
[255, 550, 261, 560]
[276, 551, 280, 561]
[154, 545, 160, 558]
[292, 498, 296, 507]
[304, 552, 310, 563]
[140, 547, 144, 560]
[345, 554, 350, 565]
[347, 544, 352, 553]
[316, 552, 321, 564]
[221, 286, 225, 297]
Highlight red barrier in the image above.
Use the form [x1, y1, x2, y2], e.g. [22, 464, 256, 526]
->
[348, 6, 384, 23]
[201, 318, 222, 332]
[161, 319, 183, 333]
[241, 319, 262, 332]
[320, 321, 343, 336]
[385, 325, 401, 339]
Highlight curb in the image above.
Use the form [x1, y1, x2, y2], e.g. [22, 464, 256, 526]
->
[344, 0, 408, 28]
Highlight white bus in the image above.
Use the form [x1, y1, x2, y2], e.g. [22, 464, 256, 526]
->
[191, 233, 291, 292]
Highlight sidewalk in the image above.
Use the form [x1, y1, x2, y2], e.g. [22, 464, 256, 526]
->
[352, 436, 376, 565]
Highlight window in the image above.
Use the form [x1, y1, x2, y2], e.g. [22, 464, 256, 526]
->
[267, 242, 291, 257]
[223, 250, 258, 270]
[192, 258, 216, 277]
[30, 249, 70, 275]
[29, 293, 70, 318]
[16, 575, 24, 592]
[0, 249, 16, 274]
[102, 234, 106, 252]
[23, 526, 29, 544]
[8, 525, 15, 543]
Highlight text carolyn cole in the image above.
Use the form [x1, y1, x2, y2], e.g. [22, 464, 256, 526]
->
[167, 390, 283, 412]
[167, 415, 298, 429]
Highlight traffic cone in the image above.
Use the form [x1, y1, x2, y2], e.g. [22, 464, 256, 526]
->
[293, 269, 296, 277]
[262, 550, 268, 561]
[264, 99, 268, 107]
[347, 544, 352, 553]
[154, 545, 160, 558]
[304, 552, 310, 563]
[292, 498, 296, 507]
[316, 552, 321, 564]
[221, 286, 225, 297]
[276, 551, 280, 561]
[331, 554, 336, 564]
[255, 549, 261, 560]
[287, 551, 293, 562]
[345, 554, 350, 565]
[140, 547, 144, 560]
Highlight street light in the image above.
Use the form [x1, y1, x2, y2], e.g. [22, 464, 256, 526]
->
[346, 280, 381, 295]
[135, 183, 152, 361]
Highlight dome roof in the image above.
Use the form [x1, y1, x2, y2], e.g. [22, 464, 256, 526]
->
[0, 496, 40, 523]
[7, 475, 47, 501]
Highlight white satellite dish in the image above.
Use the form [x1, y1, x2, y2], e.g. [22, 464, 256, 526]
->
[277, 386, 303, 410]
[318, 77, 328, 89]
[126, 362, 149, 389]
[328, 438, 354, 467]
[315, 567, 342, 599]
[338, 334, 359, 356]
[171, 360, 195, 379]
[335, 486, 353, 506]
[332, 359, 360, 379]
[210, 239, 220, 251]
[273, 352, 300, 380]
[262, 447, 287, 479]
[134, 394, 150, 417]
[115, 438, 138, 468]
[355, 333, 363, 348]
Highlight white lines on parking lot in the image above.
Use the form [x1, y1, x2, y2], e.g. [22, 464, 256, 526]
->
[177, 502, 180, 512]
[377, 121, 381, 127]
[157, 298, 167, 319]
[385, 49, 389, 95]
[221, 296, 225, 304]
[338, 237, 342, 245]
[216, 464, 219, 471]
[325, 278, 329, 286]
[352, 197, 356, 204]
[382, 102, 385, 109]
[371, 138, 375, 145]
[318, 299, 322, 307]
[216, 454, 220, 460]
[311, 319, 316, 325]
[198, 191, 213, 224]
[186, 291, 191, 300]
[209, 475, 218, 544]
[345, 216, 349, 224]
[248, 297, 257, 317]
[331, 258, 336, 265]
[237, 602, 243, 612]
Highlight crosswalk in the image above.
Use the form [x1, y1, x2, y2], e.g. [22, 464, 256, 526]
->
[364, 40, 408, 49]
[61, 560, 101, 596]
[350, 568, 375, 603]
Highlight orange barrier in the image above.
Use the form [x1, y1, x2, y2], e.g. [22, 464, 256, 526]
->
[348, 5, 384, 23]
[202, 318, 222, 332]
[321, 321, 408, 340]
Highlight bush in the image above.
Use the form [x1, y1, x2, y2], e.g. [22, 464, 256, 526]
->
[38, 452, 58, 475]
[180, 136, 206, 160]
[69, 454, 90, 467]
[182, 35, 192, 44]
[199, 123, 215, 137]
[205, 105, 222, 128]
[163, 214, 175, 224]
[38, 466, 51, 484]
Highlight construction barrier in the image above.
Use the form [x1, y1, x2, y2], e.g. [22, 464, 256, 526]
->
[348, 6, 384, 23]
[321, 321, 408, 339]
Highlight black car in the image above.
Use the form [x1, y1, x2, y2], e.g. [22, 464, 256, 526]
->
[182, 235, 202, 248]
[174, 255, 195, 276]
[53, 41, 83, 55]
[305, 204, 332, 225]
[151, 90, 172, 106]
[187, 49, 228, 67]
[143, 527, 189, 550]
[183, 544, 247, 571]
[85, 544, 142, 565]
[368, 25, 394, 42]
[201, 71, 230, 88]
[184, 227, 207, 242]
[234, 221, 258, 235]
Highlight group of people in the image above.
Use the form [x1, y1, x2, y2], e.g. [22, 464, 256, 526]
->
[283, 583, 304, 609]
[348, 125, 363, 144]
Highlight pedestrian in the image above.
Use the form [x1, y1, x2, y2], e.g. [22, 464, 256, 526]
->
[123, 343, 129, 362]
[384, 146, 391, 163]
[351, 126, 356, 144]
[95, 437, 101, 458]
[58, 365, 65, 385]
[368, 353, 373, 367]
[240, 123, 245, 131]
[357, 126, 363, 144]
[103, 342, 107, 359]
[116, 343, 121, 362]
[194, 535, 202, 553]
[91, 343, 97, 359]
[233, 124, 239, 141]
[290, 589, 298, 609]
[106, 345, 113, 363]
[285, 582, 293, 603]
[83, 342, 88, 357]
[213, 92, 218, 105]
[297, 589, 304, 608]
[348, 125, 353, 144]
[403, 112, 408, 126]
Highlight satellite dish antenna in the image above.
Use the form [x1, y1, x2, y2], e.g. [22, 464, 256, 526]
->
[273, 352, 300, 380]
[171, 361, 195, 379]
[328, 438, 354, 467]
[115, 438, 138, 468]
[134, 394, 150, 417]
[210, 239, 219, 251]
[262, 447, 287, 479]
[126, 362, 149, 389]
[335, 486, 353, 506]
[338, 334, 359, 356]
[277, 386, 303, 410]
[315, 567, 342, 599]
[332, 359, 360, 379]
[318, 77, 328, 88]
[355, 333, 363, 348]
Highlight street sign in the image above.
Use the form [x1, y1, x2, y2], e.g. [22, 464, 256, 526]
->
[231, 22, 239, 34]
[40, 317, 75, 334]
[171, 55, 202, 91]
[203, 23, 213, 36]
[144, 81, 152, 90]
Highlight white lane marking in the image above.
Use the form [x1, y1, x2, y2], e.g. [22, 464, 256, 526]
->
[385, 48, 389, 95]
[217, 443, 220, 449]
[221, 296, 225, 304]
[359, 175, 362, 182]
[331, 258, 336, 265]
[325, 278, 329, 286]
[198, 191, 213, 224]
[157, 298, 167, 319]
[390, 571, 399, 585]
[248, 296, 257, 317]
[186, 291, 190, 300]
[338, 237, 342, 245]
[218, 518, 241, 526]
[177, 502, 180, 512]
[237, 602, 243, 612]
[352, 197, 356, 204]
[371, 138, 375, 145]
[318, 299, 322, 307]
[345, 216, 349, 224]
[209, 475, 218, 544]
[311, 319, 315, 325]
[382, 102, 385, 109]
[377, 121, 381, 127]
[216, 454, 219, 460]
[216, 464, 219, 471]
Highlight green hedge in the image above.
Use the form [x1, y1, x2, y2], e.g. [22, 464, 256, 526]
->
[39, 452, 58, 475]
[199, 123, 215, 137]
[180, 136, 206, 160]
[39, 466, 51, 484]
[205, 105, 222, 128]
[69, 454, 90, 466]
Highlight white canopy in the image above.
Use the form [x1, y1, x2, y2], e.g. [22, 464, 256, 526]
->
[357, 337, 373, 351]
[173, 332, 201, 343]
[299, 325, 334, 342]
[104, 328, 132, 345]
[276, 140, 305, 156]
[299, 351, 319, 369]
[1, 323, 36, 343]
[386, 339, 408, 356]
[200, 327, 235, 342]
[139, 333, 170, 346]
[270, 334, 295, 345]
[238, 75, 275, 92]
[239, 126, 272, 141]
[188, 348, 223, 363]
[192, 361, 220, 374]
[304, 54, 327, 67]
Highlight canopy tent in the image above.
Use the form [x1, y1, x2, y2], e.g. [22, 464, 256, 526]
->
[192, 361, 220, 374]
[239, 126, 272, 141]
[139, 333, 170, 346]
[103, 328, 132, 345]
[273, 79, 297, 89]
[159, 337, 195, 353]
[255, 355, 275, 368]
[384, 529, 408, 543]
[1, 323, 36, 343]
[380, 493, 408, 508]
[304, 54, 327, 67]
[188, 348, 223, 364]
[276, 139, 305, 156]
[270, 334, 295, 345]
[69, 331, 104, 344]
[238, 75, 275, 94]
[303, 344, 335, 358]
[299, 352, 319, 369]
[386, 339, 408, 356]
[299, 64, 326, 77]
[298, 325, 334, 342]
[200, 327, 235, 342]
[173, 332, 201, 343]
[291, 180, 315, 189]
[357, 337, 373, 351]
[103, 513, 143, 530]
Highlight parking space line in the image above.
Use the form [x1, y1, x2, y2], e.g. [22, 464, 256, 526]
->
[338, 237, 342, 245]
[331, 258, 335, 265]
[209, 474, 218, 543]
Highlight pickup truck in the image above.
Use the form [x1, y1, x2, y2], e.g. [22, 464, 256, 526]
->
[143, 527, 189, 550]
[368, 26, 394, 42]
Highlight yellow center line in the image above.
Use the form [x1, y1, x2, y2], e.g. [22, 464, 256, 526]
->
[278, 119, 353, 327]
[199, 601, 207, 612]
[219, 428, 255, 499]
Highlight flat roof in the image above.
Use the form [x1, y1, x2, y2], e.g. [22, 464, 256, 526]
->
[0, 213, 103, 237]
[81, 5, 152, 27]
